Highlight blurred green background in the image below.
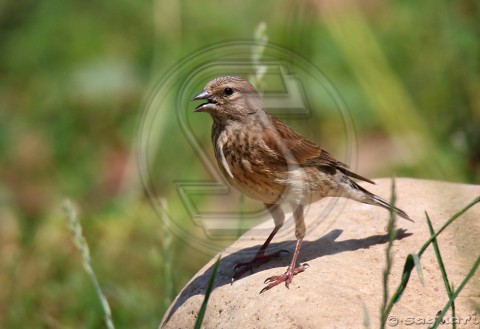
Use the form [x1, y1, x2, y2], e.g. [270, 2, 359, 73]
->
[1, 0, 479, 327]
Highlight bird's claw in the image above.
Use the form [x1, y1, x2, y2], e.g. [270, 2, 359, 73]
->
[259, 286, 269, 294]
[259, 263, 309, 293]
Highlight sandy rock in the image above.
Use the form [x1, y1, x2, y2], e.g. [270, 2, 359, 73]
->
[160, 178, 480, 328]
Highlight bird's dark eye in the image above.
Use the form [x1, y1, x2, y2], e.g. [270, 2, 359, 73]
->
[224, 87, 234, 96]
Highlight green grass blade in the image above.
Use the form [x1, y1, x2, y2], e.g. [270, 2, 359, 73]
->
[360, 298, 370, 329]
[383, 196, 480, 325]
[194, 255, 221, 329]
[160, 198, 175, 310]
[412, 253, 424, 285]
[425, 212, 456, 329]
[430, 255, 480, 328]
[380, 178, 397, 329]
[418, 196, 480, 256]
[63, 200, 116, 329]
[390, 254, 414, 304]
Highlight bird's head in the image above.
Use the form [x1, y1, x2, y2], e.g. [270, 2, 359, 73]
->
[192, 76, 263, 120]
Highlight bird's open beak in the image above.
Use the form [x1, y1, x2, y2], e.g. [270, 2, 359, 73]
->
[192, 89, 216, 112]
[192, 89, 210, 101]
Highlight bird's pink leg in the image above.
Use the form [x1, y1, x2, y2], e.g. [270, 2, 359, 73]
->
[232, 224, 289, 282]
[260, 203, 308, 293]
[232, 204, 287, 282]
[260, 238, 308, 293]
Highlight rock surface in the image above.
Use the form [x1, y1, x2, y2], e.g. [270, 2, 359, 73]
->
[160, 178, 480, 328]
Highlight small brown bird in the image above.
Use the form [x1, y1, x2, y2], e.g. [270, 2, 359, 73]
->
[193, 76, 412, 293]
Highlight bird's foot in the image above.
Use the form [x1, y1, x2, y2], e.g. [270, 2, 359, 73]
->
[231, 249, 289, 283]
[260, 263, 309, 293]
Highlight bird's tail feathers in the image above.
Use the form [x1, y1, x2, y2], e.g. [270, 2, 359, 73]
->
[350, 180, 414, 222]
[369, 194, 413, 222]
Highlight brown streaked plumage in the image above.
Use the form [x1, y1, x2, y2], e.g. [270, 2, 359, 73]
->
[193, 76, 413, 293]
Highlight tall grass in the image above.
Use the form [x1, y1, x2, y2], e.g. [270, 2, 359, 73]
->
[160, 198, 175, 311]
[380, 194, 480, 328]
[321, 3, 467, 182]
[63, 200, 116, 329]
[194, 256, 221, 329]
[426, 213, 456, 329]
[380, 179, 398, 329]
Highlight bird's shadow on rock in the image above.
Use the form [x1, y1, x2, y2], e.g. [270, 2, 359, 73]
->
[162, 228, 412, 325]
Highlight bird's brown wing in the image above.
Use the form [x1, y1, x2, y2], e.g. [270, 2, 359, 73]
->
[263, 114, 374, 184]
